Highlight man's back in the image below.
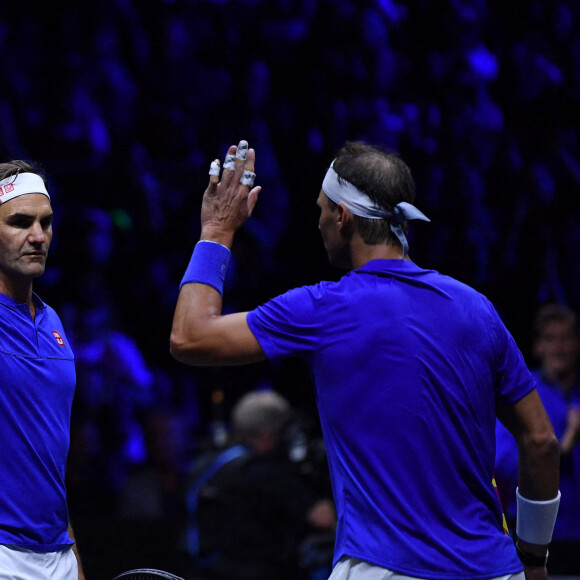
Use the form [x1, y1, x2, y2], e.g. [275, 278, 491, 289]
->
[248, 259, 532, 578]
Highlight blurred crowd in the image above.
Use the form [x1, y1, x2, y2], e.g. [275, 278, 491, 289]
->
[1, 0, 580, 577]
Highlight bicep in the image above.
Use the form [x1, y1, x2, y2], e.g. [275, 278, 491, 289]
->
[205, 311, 267, 365]
[171, 310, 267, 366]
[171, 282, 267, 366]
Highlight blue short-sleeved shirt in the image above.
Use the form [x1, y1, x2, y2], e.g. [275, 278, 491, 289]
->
[247, 260, 534, 579]
[0, 292, 76, 550]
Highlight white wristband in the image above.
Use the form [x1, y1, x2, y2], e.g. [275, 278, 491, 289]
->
[516, 487, 561, 545]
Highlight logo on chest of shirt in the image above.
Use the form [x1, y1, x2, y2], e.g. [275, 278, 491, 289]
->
[52, 330, 66, 346]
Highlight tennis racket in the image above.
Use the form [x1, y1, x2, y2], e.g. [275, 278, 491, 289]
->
[112, 569, 184, 580]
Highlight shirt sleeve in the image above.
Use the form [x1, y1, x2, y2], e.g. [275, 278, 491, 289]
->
[246, 283, 327, 360]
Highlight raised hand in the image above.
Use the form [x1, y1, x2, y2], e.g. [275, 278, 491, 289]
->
[200, 139, 261, 247]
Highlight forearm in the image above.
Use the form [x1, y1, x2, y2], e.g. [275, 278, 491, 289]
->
[517, 432, 560, 501]
[514, 420, 559, 574]
[501, 389, 559, 501]
[171, 227, 234, 363]
[514, 439, 559, 578]
[498, 389, 560, 574]
[170, 253, 265, 366]
[516, 419, 560, 549]
[171, 282, 225, 364]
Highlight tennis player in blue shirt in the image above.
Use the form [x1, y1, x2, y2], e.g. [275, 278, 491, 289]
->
[171, 140, 560, 580]
[0, 161, 84, 579]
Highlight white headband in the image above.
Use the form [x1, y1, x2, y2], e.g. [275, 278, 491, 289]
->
[0, 172, 50, 205]
[321, 160, 430, 257]
[322, 161, 387, 219]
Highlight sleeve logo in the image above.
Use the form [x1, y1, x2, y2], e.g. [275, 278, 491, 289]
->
[52, 330, 66, 346]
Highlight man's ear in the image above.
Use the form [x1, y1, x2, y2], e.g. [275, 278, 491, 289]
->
[337, 203, 354, 235]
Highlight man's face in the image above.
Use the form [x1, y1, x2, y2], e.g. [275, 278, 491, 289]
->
[534, 320, 580, 379]
[0, 194, 53, 288]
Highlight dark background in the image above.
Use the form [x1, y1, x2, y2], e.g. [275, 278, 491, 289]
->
[1, 0, 579, 577]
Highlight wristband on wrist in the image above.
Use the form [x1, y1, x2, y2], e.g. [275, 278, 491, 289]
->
[516, 487, 561, 545]
[180, 240, 231, 296]
[515, 543, 548, 567]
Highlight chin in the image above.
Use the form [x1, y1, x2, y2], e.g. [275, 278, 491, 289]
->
[28, 265, 47, 278]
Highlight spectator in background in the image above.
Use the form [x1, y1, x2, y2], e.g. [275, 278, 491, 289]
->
[495, 303, 580, 576]
[183, 390, 336, 580]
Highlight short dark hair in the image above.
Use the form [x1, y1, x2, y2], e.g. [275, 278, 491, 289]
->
[330, 141, 416, 246]
[0, 160, 49, 191]
[533, 303, 578, 339]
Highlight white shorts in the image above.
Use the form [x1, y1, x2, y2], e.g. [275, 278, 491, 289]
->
[0, 544, 78, 580]
[328, 556, 525, 580]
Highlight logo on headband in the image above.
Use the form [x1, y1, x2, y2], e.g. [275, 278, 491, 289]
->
[0, 183, 14, 197]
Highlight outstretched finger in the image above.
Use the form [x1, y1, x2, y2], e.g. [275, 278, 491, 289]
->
[220, 144, 238, 187]
[247, 185, 261, 217]
[235, 139, 249, 169]
[244, 147, 256, 173]
[238, 148, 257, 189]
[206, 159, 220, 195]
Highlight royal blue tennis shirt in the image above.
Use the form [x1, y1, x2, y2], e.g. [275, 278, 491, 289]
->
[247, 259, 532, 579]
[0, 292, 75, 550]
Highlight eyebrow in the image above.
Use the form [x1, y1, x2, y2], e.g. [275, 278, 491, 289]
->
[6, 211, 54, 221]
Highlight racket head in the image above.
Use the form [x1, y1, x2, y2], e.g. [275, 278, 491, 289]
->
[112, 569, 184, 580]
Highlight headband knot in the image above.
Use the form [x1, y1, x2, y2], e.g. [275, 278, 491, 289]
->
[391, 204, 406, 226]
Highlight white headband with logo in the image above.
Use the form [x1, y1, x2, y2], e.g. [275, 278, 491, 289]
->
[321, 160, 430, 256]
[0, 172, 50, 204]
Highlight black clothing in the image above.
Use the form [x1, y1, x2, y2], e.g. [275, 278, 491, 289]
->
[186, 446, 321, 580]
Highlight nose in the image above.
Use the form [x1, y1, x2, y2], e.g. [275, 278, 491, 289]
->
[28, 222, 47, 244]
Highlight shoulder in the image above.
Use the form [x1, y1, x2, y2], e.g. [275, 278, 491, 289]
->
[251, 280, 333, 316]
